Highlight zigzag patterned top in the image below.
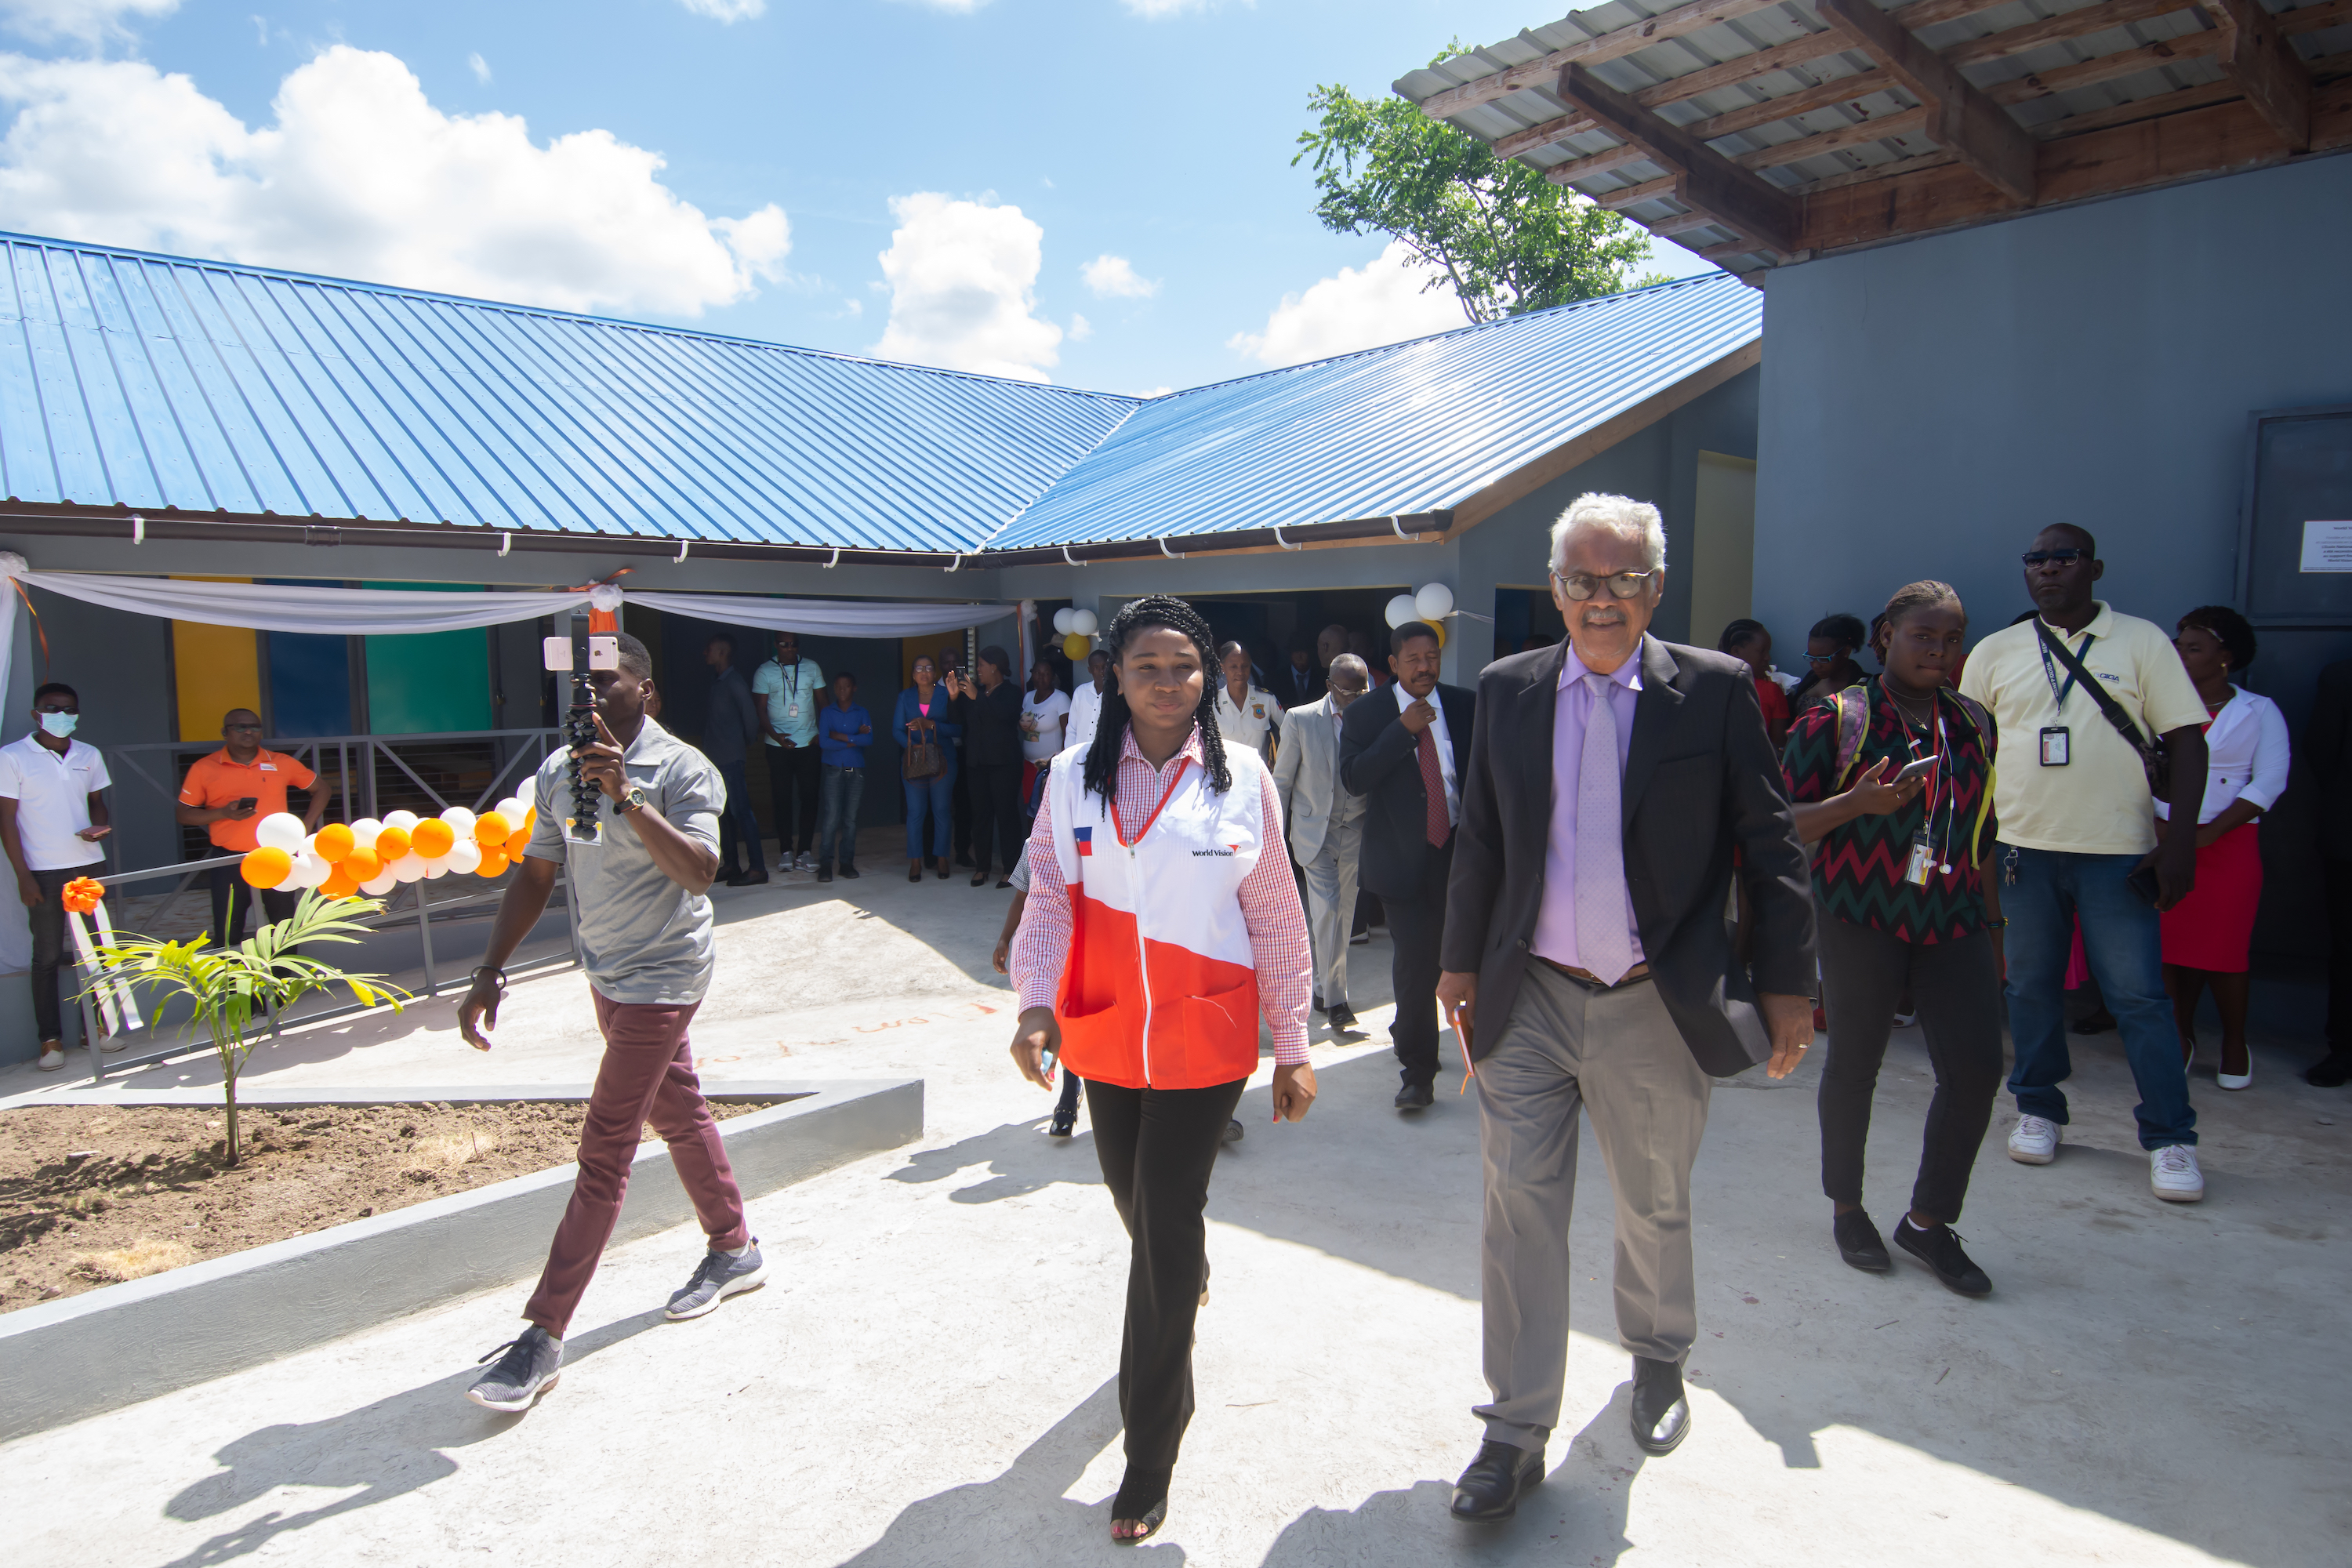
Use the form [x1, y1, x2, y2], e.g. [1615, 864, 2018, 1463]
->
[1781, 679, 1997, 945]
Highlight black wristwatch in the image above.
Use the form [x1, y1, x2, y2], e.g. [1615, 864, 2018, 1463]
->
[616, 786, 649, 815]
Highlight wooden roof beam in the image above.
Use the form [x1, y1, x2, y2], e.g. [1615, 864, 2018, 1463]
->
[1416, 0, 1793, 119]
[1987, 30, 2223, 106]
[2204, 0, 2313, 150]
[1816, 0, 2038, 204]
[1554, 62, 1803, 254]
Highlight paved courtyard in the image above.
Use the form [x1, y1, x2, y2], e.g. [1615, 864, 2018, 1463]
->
[2, 827, 2345, 1566]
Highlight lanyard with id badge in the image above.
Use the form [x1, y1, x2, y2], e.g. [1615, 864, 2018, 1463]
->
[1898, 698, 1955, 888]
[2036, 630, 2092, 768]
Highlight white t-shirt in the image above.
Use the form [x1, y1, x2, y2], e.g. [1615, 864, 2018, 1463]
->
[0, 734, 110, 871]
[1216, 684, 1278, 759]
[1020, 689, 1071, 762]
[1065, 681, 1105, 755]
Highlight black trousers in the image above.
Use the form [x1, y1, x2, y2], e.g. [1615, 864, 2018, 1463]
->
[1817, 916, 2003, 1222]
[765, 743, 821, 855]
[2325, 860, 2352, 1049]
[29, 865, 93, 1043]
[208, 863, 299, 948]
[966, 762, 1023, 879]
[1382, 844, 1453, 1088]
[715, 759, 765, 877]
[1085, 1076, 1247, 1494]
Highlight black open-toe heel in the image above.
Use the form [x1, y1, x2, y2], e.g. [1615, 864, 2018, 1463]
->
[1112, 1497, 1167, 1544]
[1112, 1470, 1170, 1544]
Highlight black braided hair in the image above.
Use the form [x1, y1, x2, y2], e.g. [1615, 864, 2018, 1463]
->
[1081, 594, 1233, 804]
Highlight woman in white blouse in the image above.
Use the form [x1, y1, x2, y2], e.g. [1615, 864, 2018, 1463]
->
[2158, 607, 2289, 1090]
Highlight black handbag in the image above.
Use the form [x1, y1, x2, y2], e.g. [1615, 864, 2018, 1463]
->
[902, 713, 944, 781]
[2031, 619, 2170, 797]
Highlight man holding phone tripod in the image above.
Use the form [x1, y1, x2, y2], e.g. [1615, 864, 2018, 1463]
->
[177, 707, 336, 949]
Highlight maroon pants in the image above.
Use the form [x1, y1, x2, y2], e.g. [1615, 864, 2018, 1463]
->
[523, 992, 750, 1336]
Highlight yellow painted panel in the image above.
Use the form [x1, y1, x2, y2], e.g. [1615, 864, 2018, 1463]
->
[171, 577, 261, 744]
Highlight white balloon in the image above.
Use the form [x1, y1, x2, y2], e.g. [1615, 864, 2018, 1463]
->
[1069, 608, 1098, 635]
[381, 809, 421, 833]
[495, 797, 526, 822]
[512, 778, 535, 812]
[441, 806, 477, 835]
[1051, 608, 1074, 635]
[291, 850, 330, 889]
[1414, 583, 1455, 622]
[302, 831, 319, 855]
[348, 817, 383, 847]
[254, 812, 307, 852]
[1385, 593, 1421, 630]
[358, 870, 398, 896]
[390, 852, 430, 884]
[271, 867, 303, 893]
[424, 859, 450, 879]
[445, 838, 483, 874]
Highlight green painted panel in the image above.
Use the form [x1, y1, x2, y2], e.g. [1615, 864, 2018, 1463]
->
[361, 583, 491, 735]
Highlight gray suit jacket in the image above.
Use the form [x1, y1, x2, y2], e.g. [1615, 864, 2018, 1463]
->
[1272, 695, 1365, 862]
[1441, 634, 1814, 1079]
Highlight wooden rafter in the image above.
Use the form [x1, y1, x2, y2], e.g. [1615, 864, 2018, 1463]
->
[1415, 0, 1793, 119]
[1592, 175, 1679, 208]
[2205, 0, 2314, 149]
[1494, 114, 1595, 160]
[1733, 104, 1934, 167]
[1542, 143, 1658, 183]
[1553, 62, 1802, 253]
[1987, 31, 2223, 105]
[1683, 69, 1900, 140]
[1944, 0, 2203, 70]
[1817, 0, 2038, 203]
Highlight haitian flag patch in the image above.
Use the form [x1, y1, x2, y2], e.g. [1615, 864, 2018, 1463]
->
[1074, 826, 1093, 856]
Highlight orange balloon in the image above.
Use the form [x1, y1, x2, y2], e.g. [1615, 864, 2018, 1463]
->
[411, 818, 456, 858]
[314, 822, 355, 862]
[475, 847, 510, 878]
[240, 847, 292, 888]
[375, 825, 412, 859]
[474, 811, 512, 846]
[342, 846, 383, 884]
[522, 807, 537, 834]
[505, 827, 531, 858]
[318, 866, 360, 898]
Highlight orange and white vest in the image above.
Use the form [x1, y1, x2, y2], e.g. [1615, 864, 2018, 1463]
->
[1046, 741, 1269, 1090]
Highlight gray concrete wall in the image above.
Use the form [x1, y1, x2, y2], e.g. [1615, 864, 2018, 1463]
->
[1751, 151, 2352, 957]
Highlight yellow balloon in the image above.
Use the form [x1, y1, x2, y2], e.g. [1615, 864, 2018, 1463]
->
[1430, 620, 1446, 649]
[1062, 633, 1090, 660]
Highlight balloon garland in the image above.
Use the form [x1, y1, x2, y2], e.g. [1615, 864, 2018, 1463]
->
[241, 783, 539, 897]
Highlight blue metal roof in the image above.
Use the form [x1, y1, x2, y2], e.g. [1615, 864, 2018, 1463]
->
[985, 271, 1761, 550]
[0, 231, 1757, 554]
[0, 232, 1139, 553]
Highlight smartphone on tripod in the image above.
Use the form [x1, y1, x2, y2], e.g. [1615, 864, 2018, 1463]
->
[543, 618, 620, 845]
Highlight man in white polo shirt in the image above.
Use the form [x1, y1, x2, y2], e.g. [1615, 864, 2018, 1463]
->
[1959, 525, 2211, 1202]
[0, 681, 114, 1070]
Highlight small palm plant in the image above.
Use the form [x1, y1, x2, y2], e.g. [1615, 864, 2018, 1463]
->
[82, 892, 411, 1165]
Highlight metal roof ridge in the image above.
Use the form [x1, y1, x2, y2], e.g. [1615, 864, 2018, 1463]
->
[0, 227, 1149, 407]
[968, 397, 1154, 553]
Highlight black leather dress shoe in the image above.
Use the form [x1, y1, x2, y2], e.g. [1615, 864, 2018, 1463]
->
[1396, 1081, 1435, 1111]
[1629, 1356, 1690, 1455]
[1833, 1208, 1890, 1272]
[1449, 1440, 1543, 1523]
[1327, 1004, 1359, 1032]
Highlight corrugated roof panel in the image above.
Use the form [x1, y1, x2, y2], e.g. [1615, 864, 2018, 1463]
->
[987, 273, 1760, 549]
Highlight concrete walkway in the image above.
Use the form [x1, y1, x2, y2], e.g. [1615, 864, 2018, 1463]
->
[2, 826, 2346, 1566]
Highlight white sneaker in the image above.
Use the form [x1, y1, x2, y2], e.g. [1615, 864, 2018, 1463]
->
[37, 1045, 64, 1071]
[794, 852, 813, 873]
[2007, 1114, 2060, 1164]
[2151, 1144, 2205, 1203]
[1891, 1012, 1918, 1027]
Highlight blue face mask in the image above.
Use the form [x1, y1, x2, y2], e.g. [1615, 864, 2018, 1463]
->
[38, 711, 77, 738]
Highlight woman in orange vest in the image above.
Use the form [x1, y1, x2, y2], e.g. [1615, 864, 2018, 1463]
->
[1008, 594, 1316, 1544]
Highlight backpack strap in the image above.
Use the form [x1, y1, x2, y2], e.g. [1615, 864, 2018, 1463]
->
[1941, 688, 1997, 865]
[1830, 686, 1874, 792]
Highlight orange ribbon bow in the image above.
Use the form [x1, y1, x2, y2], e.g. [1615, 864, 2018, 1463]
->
[60, 876, 104, 913]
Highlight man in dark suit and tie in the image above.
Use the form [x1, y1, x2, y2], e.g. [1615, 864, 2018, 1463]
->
[1341, 619, 1475, 1110]
[1436, 493, 1815, 1523]
[1275, 634, 1327, 708]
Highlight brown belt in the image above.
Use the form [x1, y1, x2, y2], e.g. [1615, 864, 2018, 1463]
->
[1534, 955, 1653, 992]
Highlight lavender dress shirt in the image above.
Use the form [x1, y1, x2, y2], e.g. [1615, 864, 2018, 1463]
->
[1528, 646, 1648, 971]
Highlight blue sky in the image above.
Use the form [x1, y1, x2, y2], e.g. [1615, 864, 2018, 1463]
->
[0, 1, 1709, 396]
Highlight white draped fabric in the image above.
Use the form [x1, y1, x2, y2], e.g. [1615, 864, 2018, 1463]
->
[13, 572, 594, 635]
[627, 591, 1014, 637]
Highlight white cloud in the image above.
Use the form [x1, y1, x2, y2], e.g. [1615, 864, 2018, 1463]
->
[0, 0, 175, 45]
[676, 0, 766, 20]
[0, 47, 793, 317]
[466, 51, 491, 85]
[1121, 0, 1225, 16]
[1080, 252, 1157, 299]
[1068, 312, 1092, 342]
[893, 0, 989, 10]
[873, 192, 1061, 383]
[1226, 241, 1466, 368]
[1131, 386, 1172, 399]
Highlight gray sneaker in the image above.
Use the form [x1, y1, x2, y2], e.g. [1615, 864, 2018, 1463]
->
[466, 1326, 562, 1412]
[666, 1241, 769, 1320]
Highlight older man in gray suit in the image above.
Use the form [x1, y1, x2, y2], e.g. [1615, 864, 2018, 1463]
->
[1274, 654, 1372, 1033]
[1437, 493, 1816, 1524]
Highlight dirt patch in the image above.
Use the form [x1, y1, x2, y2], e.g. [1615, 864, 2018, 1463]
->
[0, 1099, 780, 1313]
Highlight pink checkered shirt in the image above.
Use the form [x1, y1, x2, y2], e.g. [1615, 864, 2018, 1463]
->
[1010, 725, 1312, 1063]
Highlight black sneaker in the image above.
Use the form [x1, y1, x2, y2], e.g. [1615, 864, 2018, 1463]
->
[1893, 1218, 1992, 1297]
[816, 866, 834, 884]
[466, 1326, 562, 1412]
[1833, 1208, 1890, 1272]
[1221, 1118, 1243, 1145]
[838, 863, 860, 880]
[1396, 1081, 1435, 1111]
[1327, 1004, 1359, 1032]
[666, 1241, 771, 1319]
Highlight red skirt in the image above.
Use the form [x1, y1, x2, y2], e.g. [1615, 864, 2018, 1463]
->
[2159, 822, 2262, 973]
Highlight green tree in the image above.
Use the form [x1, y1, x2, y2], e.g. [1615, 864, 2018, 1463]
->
[1295, 53, 1662, 323]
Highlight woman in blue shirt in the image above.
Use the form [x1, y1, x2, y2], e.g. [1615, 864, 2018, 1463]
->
[815, 672, 872, 884]
[894, 655, 963, 883]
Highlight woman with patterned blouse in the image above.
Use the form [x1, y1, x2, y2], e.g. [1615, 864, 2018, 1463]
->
[1782, 582, 2004, 1298]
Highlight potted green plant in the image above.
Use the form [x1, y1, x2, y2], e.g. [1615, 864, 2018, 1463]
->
[82, 891, 412, 1165]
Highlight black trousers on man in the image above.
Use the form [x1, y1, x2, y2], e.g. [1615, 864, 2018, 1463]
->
[1084, 1075, 1247, 1504]
[30, 864, 100, 1044]
[1383, 842, 1453, 1090]
[765, 742, 822, 858]
[208, 863, 299, 949]
[966, 761, 1022, 880]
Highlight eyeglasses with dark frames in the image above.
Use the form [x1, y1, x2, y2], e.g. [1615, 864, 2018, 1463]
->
[1552, 568, 1661, 601]
[2021, 549, 2089, 566]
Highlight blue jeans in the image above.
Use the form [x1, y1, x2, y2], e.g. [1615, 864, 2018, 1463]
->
[2001, 844, 2196, 1149]
[817, 764, 865, 869]
[714, 759, 764, 877]
[904, 762, 955, 859]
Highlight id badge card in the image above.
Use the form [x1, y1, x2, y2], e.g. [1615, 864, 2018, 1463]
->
[1904, 832, 1936, 887]
[785, 703, 800, 720]
[2039, 725, 2070, 767]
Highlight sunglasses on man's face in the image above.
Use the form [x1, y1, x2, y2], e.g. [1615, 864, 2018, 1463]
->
[2021, 549, 2089, 566]
[1553, 568, 1658, 601]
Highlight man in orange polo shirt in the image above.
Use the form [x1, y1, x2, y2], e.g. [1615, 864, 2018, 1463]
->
[176, 709, 335, 946]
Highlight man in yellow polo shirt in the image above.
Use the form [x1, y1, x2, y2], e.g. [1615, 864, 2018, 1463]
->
[1959, 524, 2211, 1203]
[176, 709, 336, 946]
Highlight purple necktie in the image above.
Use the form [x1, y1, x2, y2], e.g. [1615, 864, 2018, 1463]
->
[1575, 673, 1633, 985]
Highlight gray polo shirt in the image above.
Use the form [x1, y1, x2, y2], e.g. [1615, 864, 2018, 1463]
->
[524, 717, 724, 1005]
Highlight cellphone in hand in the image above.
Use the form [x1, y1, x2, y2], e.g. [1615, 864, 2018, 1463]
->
[1890, 755, 1939, 787]
[236, 797, 259, 811]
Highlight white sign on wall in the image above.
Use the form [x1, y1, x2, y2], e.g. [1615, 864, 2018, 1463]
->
[2299, 520, 2352, 572]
